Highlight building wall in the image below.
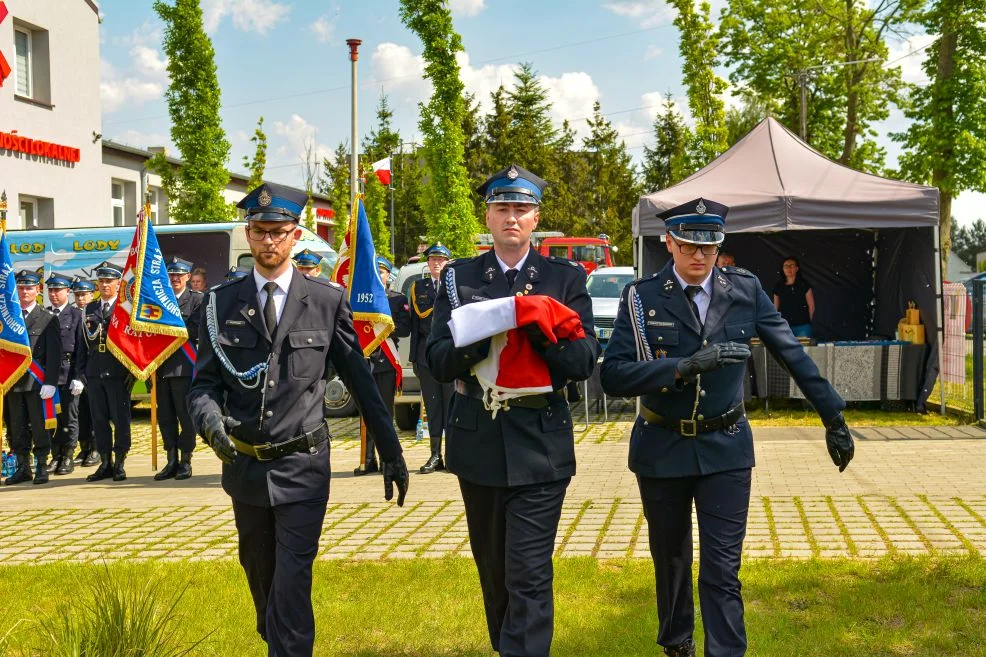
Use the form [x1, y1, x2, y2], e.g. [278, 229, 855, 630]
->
[0, 0, 102, 229]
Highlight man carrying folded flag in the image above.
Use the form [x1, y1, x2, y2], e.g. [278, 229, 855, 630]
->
[2, 267, 61, 486]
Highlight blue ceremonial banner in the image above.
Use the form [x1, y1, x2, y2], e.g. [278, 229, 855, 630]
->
[331, 197, 397, 360]
[0, 226, 31, 394]
[106, 206, 188, 380]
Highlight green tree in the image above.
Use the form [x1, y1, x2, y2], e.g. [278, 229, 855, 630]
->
[642, 92, 692, 192]
[949, 219, 986, 268]
[242, 116, 267, 191]
[894, 0, 986, 267]
[150, 0, 233, 223]
[319, 142, 351, 250]
[361, 95, 401, 260]
[725, 92, 769, 146]
[669, 0, 728, 170]
[540, 119, 589, 239]
[399, 0, 479, 257]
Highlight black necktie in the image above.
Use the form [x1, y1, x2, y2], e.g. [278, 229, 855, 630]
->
[22, 308, 29, 318]
[102, 302, 110, 318]
[263, 282, 278, 337]
[685, 285, 703, 324]
[505, 269, 518, 288]
[52, 307, 60, 316]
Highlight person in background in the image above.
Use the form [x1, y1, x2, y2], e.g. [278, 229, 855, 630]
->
[45, 272, 86, 476]
[716, 251, 735, 268]
[292, 249, 323, 277]
[772, 256, 814, 338]
[224, 267, 251, 283]
[70, 278, 99, 467]
[190, 268, 208, 293]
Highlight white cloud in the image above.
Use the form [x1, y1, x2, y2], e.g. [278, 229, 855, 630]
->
[111, 22, 162, 48]
[100, 58, 164, 113]
[201, 0, 290, 35]
[541, 72, 601, 137]
[448, 0, 485, 17]
[602, 0, 675, 27]
[310, 15, 337, 44]
[131, 45, 168, 80]
[953, 191, 986, 226]
[107, 129, 171, 150]
[370, 42, 431, 105]
[457, 52, 518, 111]
[272, 114, 332, 169]
[887, 33, 935, 85]
[644, 45, 663, 60]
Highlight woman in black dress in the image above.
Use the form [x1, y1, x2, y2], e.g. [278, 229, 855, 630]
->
[772, 256, 815, 337]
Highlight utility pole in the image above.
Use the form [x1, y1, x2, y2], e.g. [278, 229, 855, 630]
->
[347, 39, 362, 207]
[792, 57, 881, 143]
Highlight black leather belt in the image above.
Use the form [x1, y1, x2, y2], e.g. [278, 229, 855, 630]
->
[230, 424, 329, 462]
[638, 403, 745, 438]
[454, 380, 563, 410]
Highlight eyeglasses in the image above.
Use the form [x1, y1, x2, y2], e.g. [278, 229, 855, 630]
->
[672, 239, 720, 256]
[247, 228, 294, 243]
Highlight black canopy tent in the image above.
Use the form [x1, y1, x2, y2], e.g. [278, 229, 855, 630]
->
[633, 118, 941, 408]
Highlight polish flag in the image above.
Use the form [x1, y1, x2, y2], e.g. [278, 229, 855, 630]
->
[372, 157, 392, 185]
[0, 2, 10, 88]
[448, 295, 585, 414]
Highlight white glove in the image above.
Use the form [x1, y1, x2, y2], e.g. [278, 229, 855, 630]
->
[69, 379, 84, 396]
[40, 384, 56, 400]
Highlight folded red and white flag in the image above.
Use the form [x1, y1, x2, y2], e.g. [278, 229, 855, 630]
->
[449, 295, 584, 414]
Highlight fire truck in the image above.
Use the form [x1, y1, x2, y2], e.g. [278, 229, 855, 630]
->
[475, 232, 616, 273]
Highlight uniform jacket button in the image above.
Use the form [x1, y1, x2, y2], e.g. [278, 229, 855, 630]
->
[233, 337, 240, 344]
[697, 414, 704, 420]
[699, 389, 706, 397]
[702, 339, 708, 347]
[661, 387, 668, 393]
[268, 380, 275, 388]
[306, 337, 313, 343]
[658, 336, 664, 342]
[264, 410, 273, 418]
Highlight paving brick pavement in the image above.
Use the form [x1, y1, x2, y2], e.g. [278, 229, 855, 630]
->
[1, 406, 985, 563]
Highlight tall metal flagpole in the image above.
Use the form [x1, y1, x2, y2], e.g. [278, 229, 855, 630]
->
[0, 191, 6, 455]
[389, 158, 396, 257]
[347, 39, 362, 207]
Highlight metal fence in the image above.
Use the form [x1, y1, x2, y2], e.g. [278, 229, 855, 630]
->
[937, 280, 986, 419]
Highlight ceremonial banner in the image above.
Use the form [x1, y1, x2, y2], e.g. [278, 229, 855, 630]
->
[106, 207, 188, 380]
[331, 197, 400, 384]
[27, 360, 60, 429]
[0, 227, 31, 393]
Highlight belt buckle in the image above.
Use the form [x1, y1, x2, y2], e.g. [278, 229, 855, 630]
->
[98, 344, 106, 352]
[254, 442, 274, 462]
[679, 419, 697, 437]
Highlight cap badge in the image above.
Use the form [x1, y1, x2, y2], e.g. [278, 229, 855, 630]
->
[695, 199, 707, 215]
[507, 165, 519, 180]
[258, 189, 272, 207]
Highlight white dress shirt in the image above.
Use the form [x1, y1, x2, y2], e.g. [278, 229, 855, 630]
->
[672, 266, 714, 324]
[494, 248, 531, 275]
[254, 267, 294, 323]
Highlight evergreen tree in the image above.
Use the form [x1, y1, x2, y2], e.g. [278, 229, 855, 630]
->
[642, 93, 692, 192]
[360, 95, 401, 260]
[541, 119, 589, 239]
[242, 116, 267, 191]
[319, 142, 351, 250]
[724, 93, 768, 146]
[150, 0, 234, 223]
[506, 63, 557, 179]
[400, 0, 480, 257]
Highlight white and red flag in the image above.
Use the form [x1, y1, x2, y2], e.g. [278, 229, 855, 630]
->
[372, 157, 392, 186]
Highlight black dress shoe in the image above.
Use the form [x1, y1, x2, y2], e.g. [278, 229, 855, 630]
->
[353, 460, 379, 476]
[46, 456, 61, 474]
[86, 454, 113, 482]
[33, 460, 49, 485]
[154, 449, 178, 481]
[174, 452, 192, 481]
[4, 461, 32, 486]
[82, 449, 100, 467]
[419, 453, 444, 474]
[665, 639, 696, 657]
[55, 455, 74, 475]
[112, 454, 127, 482]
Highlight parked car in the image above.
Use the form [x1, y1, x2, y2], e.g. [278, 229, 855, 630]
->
[586, 266, 636, 344]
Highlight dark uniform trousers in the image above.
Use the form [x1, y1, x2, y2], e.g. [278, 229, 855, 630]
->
[82, 299, 132, 456]
[188, 270, 403, 657]
[8, 305, 62, 461]
[409, 277, 454, 446]
[156, 288, 203, 452]
[77, 389, 94, 449]
[52, 304, 85, 452]
[427, 249, 599, 657]
[365, 290, 410, 462]
[600, 262, 845, 657]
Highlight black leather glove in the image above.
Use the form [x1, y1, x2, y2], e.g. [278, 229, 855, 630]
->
[523, 324, 551, 353]
[676, 342, 751, 380]
[381, 455, 409, 506]
[200, 412, 239, 465]
[824, 414, 854, 472]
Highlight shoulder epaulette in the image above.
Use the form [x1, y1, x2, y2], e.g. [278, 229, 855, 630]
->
[304, 276, 337, 289]
[210, 277, 248, 292]
[720, 266, 756, 278]
[546, 255, 583, 270]
[629, 272, 661, 288]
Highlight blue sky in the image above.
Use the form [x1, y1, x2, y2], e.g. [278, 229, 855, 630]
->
[96, 0, 983, 224]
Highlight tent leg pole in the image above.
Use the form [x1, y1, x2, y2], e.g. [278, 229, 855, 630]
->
[934, 227, 946, 415]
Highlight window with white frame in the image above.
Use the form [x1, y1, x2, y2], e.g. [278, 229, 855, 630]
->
[111, 182, 125, 227]
[14, 27, 31, 98]
[148, 188, 159, 224]
[19, 199, 37, 229]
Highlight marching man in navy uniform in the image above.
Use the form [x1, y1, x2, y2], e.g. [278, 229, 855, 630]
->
[81, 261, 133, 482]
[354, 256, 410, 475]
[188, 182, 409, 657]
[153, 258, 203, 481]
[600, 198, 854, 657]
[3, 270, 62, 486]
[410, 242, 455, 473]
[292, 248, 323, 277]
[70, 277, 99, 467]
[45, 272, 86, 476]
[427, 164, 600, 657]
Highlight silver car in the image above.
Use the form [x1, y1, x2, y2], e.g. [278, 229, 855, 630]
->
[586, 266, 636, 344]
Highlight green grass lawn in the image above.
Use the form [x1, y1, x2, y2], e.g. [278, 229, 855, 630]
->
[743, 398, 964, 427]
[1, 557, 985, 656]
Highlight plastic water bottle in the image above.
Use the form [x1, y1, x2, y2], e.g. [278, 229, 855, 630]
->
[415, 418, 423, 441]
[6, 452, 16, 475]
[1, 452, 8, 478]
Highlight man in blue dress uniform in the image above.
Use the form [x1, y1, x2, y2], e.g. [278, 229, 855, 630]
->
[188, 182, 409, 657]
[292, 248, 323, 277]
[600, 198, 855, 657]
[427, 164, 600, 657]
[70, 277, 99, 467]
[45, 272, 86, 476]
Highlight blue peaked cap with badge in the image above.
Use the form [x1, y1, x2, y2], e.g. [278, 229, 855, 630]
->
[476, 164, 548, 206]
[166, 257, 194, 274]
[424, 243, 451, 260]
[376, 256, 394, 272]
[658, 197, 728, 246]
[292, 249, 323, 268]
[94, 261, 124, 280]
[15, 269, 41, 286]
[237, 182, 308, 223]
[71, 277, 96, 293]
[45, 272, 73, 289]
[225, 266, 250, 281]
